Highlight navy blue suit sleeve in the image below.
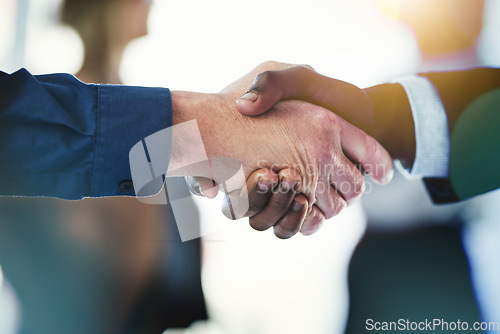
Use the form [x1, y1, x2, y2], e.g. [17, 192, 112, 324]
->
[0, 68, 172, 199]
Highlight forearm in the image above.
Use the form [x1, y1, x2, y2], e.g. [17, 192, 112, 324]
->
[170, 90, 249, 159]
[364, 67, 500, 165]
[363, 83, 414, 163]
[420, 68, 500, 129]
[169, 91, 221, 174]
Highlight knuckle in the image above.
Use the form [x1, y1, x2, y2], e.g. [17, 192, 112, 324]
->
[366, 135, 382, 163]
[260, 60, 284, 71]
[299, 64, 315, 72]
[294, 195, 308, 209]
[324, 197, 346, 219]
[363, 136, 389, 178]
[313, 110, 339, 136]
[333, 199, 347, 217]
[261, 60, 277, 67]
[322, 208, 335, 220]
[345, 173, 365, 203]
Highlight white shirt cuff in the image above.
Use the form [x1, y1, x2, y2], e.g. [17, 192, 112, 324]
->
[392, 75, 450, 179]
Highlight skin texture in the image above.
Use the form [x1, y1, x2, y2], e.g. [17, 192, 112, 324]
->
[173, 92, 365, 213]
[181, 62, 394, 238]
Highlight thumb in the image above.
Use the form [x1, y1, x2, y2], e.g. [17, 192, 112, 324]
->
[235, 83, 283, 117]
[235, 65, 372, 127]
[236, 65, 317, 116]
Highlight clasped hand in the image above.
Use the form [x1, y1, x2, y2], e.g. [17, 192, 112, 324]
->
[184, 62, 393, 238]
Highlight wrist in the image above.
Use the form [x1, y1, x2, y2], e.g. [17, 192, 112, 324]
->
[364, 83, 415, 162]
[169, 91, 215, 174]
[170, 91, 244, 168]
[172, 90, 210, 125]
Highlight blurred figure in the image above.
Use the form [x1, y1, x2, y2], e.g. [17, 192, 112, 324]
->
[61, 0, 151, 84]
[394, 0, 483, 66]
[0, 0, 206, 333]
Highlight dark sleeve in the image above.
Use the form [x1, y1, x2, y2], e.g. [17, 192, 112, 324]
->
[0, 68, 172, 199]
[422, 178, 460, 204]
[423, 87, 500, 204]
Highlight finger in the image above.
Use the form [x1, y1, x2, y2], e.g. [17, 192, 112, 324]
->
[186, 176, 218, 198]
[300, 205, 326, 236]
[236, 66, 371, 124]
[273, 194, 308, 239]
[221, 169, 278, 219]
[326, 154, 366, 205]
[245, 169, 279, 217]
[339, 119, 394, 184]
[248, 169, 300, 232]
[313, 181, 348, 219]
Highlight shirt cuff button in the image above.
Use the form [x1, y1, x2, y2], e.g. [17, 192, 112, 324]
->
[118, 180, 134, 193]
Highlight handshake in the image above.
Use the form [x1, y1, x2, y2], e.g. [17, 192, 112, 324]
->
[146, 62, 410, 239]
[0, 64, 495, 238]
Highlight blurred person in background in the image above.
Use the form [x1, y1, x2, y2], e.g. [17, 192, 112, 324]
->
[0, 0, 207, 333]
[61, 0, 150, 85]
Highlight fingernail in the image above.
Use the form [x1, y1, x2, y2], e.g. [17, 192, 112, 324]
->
[382, 168, 394, 184]
[293, 200, 303, 212]
[239, 91, 259, 103]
